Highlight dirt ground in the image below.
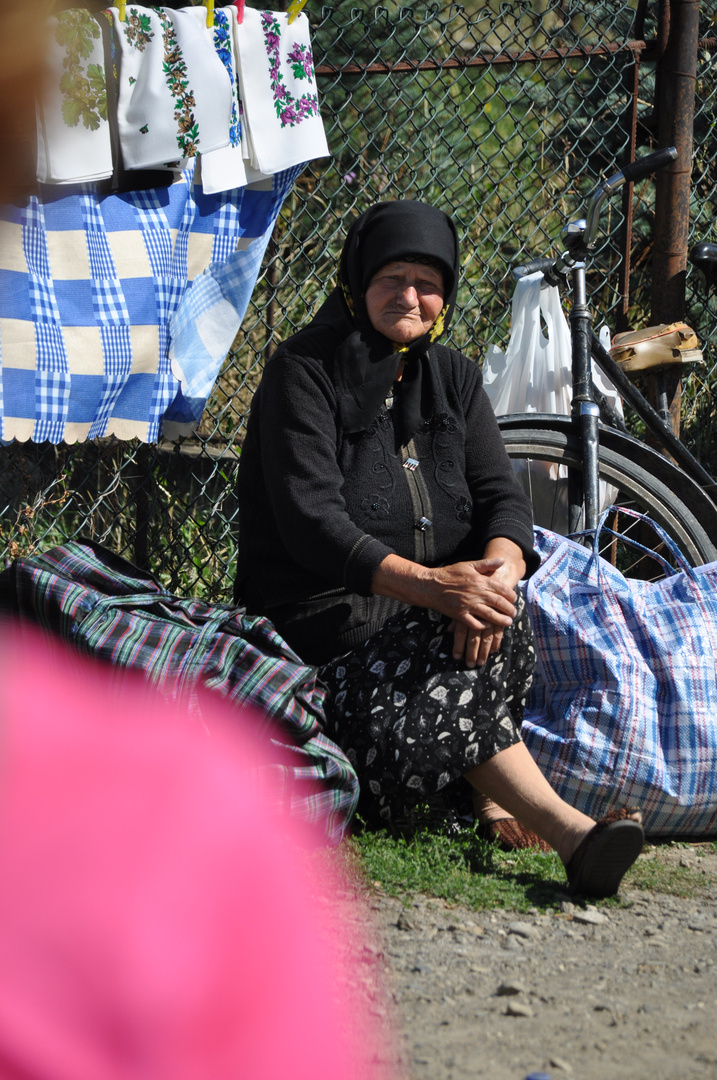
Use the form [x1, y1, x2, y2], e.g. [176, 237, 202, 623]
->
[324, 842, 717, 1080]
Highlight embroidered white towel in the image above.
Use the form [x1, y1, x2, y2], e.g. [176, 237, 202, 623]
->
[234, 9, 330, 174]
[37, 11, 113, 184]
[113, 5, 232, 171]
[200, 6, 248, 195]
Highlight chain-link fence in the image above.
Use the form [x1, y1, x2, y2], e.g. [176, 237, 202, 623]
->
[2, 0, 716, 600]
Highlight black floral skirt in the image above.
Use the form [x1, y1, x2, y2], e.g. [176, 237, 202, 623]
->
[318, 592, 536, 828]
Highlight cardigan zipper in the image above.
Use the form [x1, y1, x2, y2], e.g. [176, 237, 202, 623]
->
[401, 441, 436, 564]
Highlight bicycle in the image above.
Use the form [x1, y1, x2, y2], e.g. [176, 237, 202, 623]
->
[495, 148, 717, 575]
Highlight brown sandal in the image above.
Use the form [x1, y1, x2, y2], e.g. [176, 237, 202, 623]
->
[565, 808, 644, 898]
[477, 817, 552, 853]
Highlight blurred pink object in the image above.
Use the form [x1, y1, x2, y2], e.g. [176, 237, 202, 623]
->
[0, 629, 371, 1080]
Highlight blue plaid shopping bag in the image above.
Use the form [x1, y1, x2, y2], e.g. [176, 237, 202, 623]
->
[521, 507, 717, 837]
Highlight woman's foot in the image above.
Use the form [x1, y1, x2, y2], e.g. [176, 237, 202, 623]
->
[465, 745, 642, 893]
[563, 808, 644, 898]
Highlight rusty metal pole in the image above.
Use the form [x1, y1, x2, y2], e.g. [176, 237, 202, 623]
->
[650, 0, 700, 436]
[616, 56, 640, 336]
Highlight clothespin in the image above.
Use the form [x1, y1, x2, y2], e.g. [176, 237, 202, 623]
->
[119, 0, 127, 22]
[204, 0, 215, 28]
[287, 0, 309, 24]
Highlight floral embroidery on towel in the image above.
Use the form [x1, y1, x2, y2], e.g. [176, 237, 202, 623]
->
[121, 7, 153, 138]
[123, 8, 154, 52]
[55, 10, 107, 131]
[213, 9, 241, 148]
[155, 9, 199, 157]
[261, 11, 319, 128]
[287, 43, 314, 81]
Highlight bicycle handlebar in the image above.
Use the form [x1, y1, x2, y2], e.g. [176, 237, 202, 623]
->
[619, 146, 678, 186]
[584, 146, 677, 247]
[513, 147, 678, 280]
[512, 257, 558, 280]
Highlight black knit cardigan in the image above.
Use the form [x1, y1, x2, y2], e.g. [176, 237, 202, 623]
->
[234, 311, 539, 665]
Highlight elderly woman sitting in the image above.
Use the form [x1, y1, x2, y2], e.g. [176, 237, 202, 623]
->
[234, 199, 643, 897]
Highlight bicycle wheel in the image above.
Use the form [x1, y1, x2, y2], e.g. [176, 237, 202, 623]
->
[499, 415, 717, 576]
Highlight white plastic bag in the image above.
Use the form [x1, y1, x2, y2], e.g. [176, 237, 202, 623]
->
[483, 273, 622, 532]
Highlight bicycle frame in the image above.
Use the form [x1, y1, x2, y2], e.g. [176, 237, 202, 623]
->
[514, 147, 717, 533]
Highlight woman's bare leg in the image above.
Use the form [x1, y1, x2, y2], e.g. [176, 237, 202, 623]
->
[465, 741, 598, 865]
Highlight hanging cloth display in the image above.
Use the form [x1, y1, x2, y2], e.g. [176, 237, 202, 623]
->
[199, 5, 249, 195]
[235, 8, 330, 174]
[1, 5, 332, 444]
[96, 9, 180, 194]
[111, 5, 232, 171]
[166, 163, 304, 437]
[0, 161, 300, 444]
[36, 10, 113, 185]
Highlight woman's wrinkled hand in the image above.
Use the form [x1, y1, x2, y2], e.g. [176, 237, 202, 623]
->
[371, 538, 527, 667]
[424, 557, 517, 630]
[448, 618, 505, 669]
[422, 557, 515, 668]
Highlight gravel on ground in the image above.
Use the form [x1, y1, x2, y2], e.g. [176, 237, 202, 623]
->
[322, 842, 717, 1080]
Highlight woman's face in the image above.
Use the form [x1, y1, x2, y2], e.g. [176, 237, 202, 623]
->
[364, 260, 444, 344]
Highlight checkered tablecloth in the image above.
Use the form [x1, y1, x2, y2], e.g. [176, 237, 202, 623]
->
[0, 161, 300, 443]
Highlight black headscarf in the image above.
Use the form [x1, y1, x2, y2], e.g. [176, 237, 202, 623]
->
[326, 200, 460, 439]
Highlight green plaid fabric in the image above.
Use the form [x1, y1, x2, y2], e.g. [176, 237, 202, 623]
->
[1, 539, 358, 845]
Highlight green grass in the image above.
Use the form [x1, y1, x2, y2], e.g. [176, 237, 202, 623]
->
[351, 825, 572, 913]
[347, 826, 717, 913]
[625, 852, 713, 898]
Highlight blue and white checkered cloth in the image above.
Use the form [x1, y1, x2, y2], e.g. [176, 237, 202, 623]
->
[0, 160, 301, 443]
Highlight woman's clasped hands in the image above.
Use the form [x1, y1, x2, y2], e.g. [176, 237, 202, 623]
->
[372, 538, 526, 669]
[419, 557, 515, 668]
